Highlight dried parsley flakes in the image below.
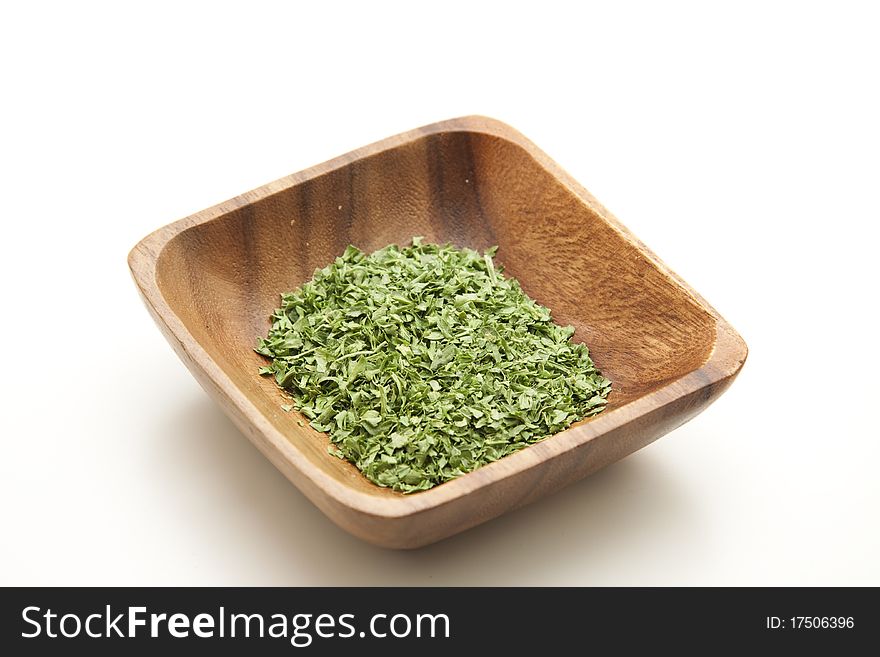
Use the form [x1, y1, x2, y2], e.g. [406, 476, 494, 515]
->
[256, 238, 611, 493]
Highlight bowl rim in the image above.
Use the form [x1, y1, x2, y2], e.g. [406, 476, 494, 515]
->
[128, 115, 748, 520]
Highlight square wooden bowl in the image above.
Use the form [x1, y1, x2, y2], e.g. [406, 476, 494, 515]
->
[129, 116, 747, 548]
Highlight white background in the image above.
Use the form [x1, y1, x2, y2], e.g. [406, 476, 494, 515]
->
[2, 1, 878, 585]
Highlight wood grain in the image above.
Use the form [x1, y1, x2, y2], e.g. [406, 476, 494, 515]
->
[128, 116, 747, 548]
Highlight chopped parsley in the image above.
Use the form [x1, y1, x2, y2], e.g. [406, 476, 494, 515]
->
[257, 238, 610, 492]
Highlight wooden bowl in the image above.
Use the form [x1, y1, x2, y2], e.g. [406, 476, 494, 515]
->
[129, 116, 747, 548]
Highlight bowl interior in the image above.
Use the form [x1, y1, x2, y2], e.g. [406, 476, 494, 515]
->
[155, 130, 716, 497]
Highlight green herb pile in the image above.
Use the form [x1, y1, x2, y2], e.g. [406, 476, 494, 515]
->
[256, 238, 611, 493]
